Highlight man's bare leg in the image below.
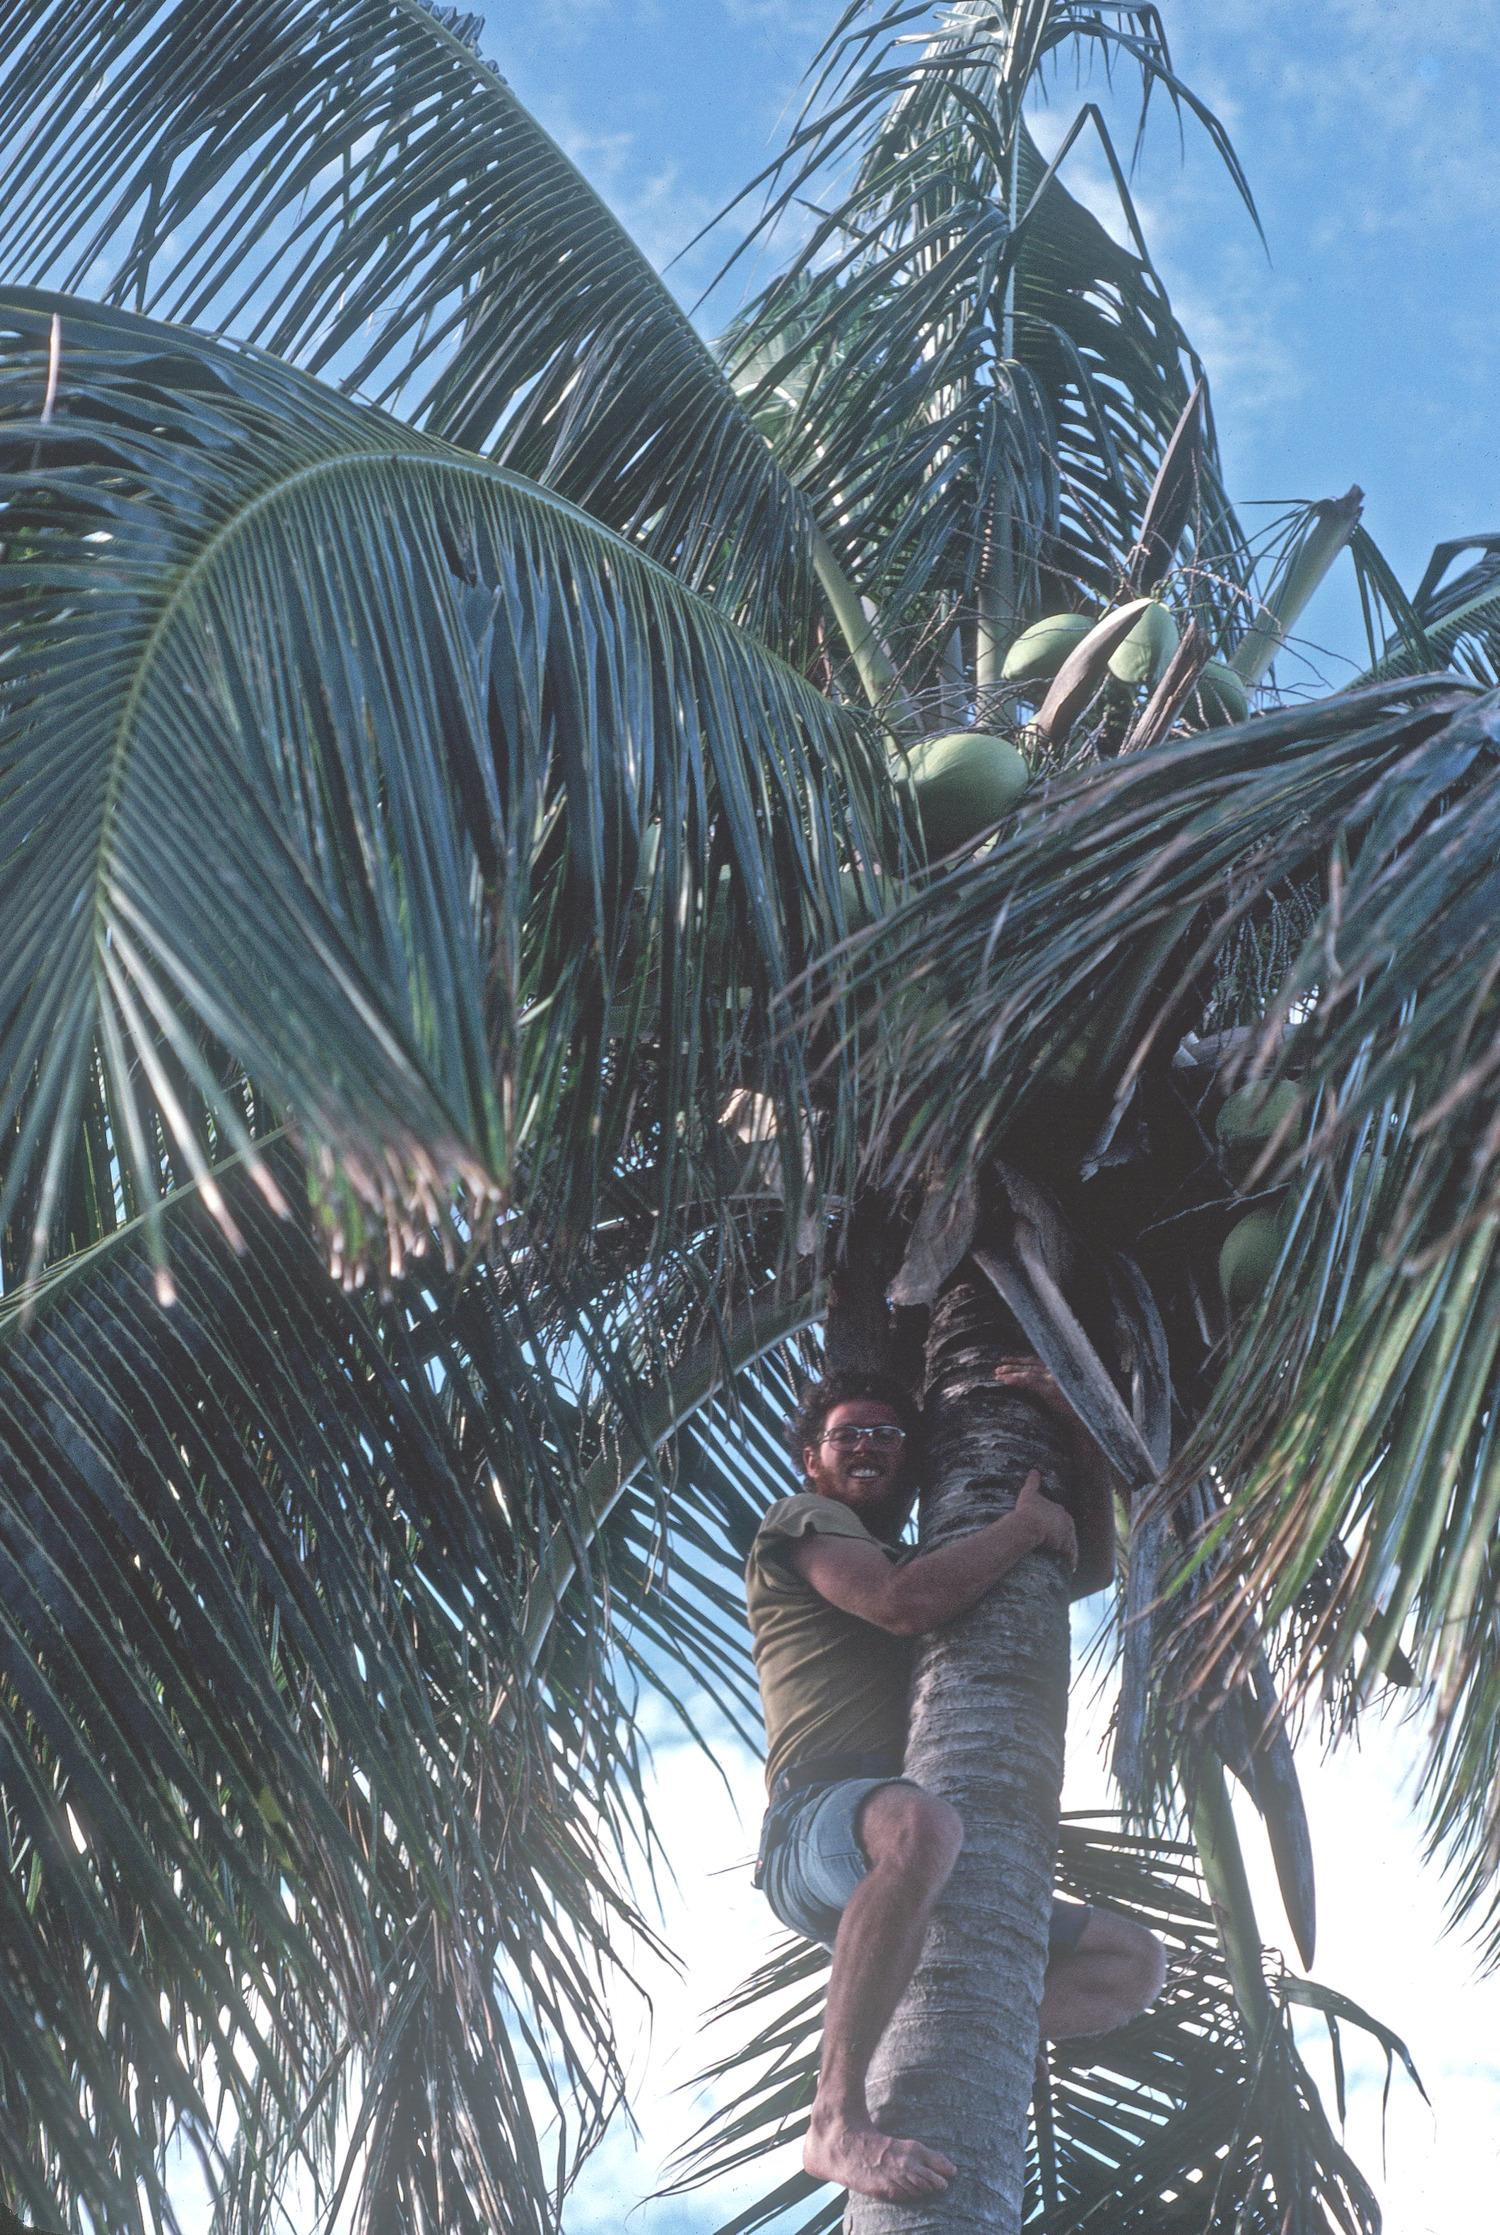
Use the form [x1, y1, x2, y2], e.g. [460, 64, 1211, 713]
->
[803, 1784, 963, 2201]
[1039, 1910, 1166, 2040]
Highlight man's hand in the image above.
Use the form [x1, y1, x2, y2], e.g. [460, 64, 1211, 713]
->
[1014, 1466, 1077, 1570]
[993, 1355, 1080, 1431]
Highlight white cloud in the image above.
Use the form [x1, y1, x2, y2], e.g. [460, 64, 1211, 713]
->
[1064, 1668, 1500, 2235]
[1151, 0, 1500, 236]
[564, 1698, 793, 2233]
[562, 1658, 1500, 2235]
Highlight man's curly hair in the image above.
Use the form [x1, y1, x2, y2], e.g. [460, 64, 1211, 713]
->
[785, 1370, 923, 1474]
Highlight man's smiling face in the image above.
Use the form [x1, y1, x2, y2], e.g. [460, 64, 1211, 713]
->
[801, 1398, 911, 1533]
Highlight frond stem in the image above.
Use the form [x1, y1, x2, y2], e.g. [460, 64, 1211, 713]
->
[812, 526, 919, 743]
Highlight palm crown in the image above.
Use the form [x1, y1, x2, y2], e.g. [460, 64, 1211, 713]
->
[0, 3, 1494, 2231]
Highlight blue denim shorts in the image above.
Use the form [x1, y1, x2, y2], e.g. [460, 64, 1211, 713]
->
[758, 1774, 1092, 1958]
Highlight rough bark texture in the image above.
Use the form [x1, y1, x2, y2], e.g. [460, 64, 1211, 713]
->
[853, 1271, 1073, 2235]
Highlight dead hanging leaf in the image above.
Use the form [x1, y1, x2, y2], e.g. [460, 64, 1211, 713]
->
[886, 1165, 979, 1305]
[1120, 616, 1211, 755]
[1128, 376, 1205, 592]
[1031, 597, 1154, 750]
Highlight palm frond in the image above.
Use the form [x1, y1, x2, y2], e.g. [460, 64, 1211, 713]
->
[713, 0, 1254, 688]
[517, 1281, 825, 1675]
[809, 676, 1500, 1899]
[817, 675, 1479, 1200]
[0, 0, 816, 639]
[1170, 1103, 1500, 1955]
[0, 1150, 658, 2235]
[0, 291, 890, 1286]
[665, 1817, 1408, 2235]
[1345, 523, 1435, 680]
[1368, 533, 1500, 686]
[716, 2, 1256, 287]
[0, 1066, 847, 2230]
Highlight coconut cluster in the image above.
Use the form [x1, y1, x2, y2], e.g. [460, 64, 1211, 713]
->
[890, 603, 1254, 868]
[1215, 1081, 1299, 1315]
[1001, 606, 1250, 727]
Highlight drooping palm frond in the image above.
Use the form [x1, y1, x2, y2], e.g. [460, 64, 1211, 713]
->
[1167, 1103, 1500, 1957]
[0, 1110, 839, 2235]
[713, 0, 1254, 684]
[1343, 523, 1436, 682]
[1368, 533, 1500, 686]
[664, 1817, 1410, 2235]
[820, 676, 1484, 1202]
[0, 291, 892, 1288]
[807, 676, 1500, 1894]
[0, 1152, 646, 2235]
[0, 0, 818, 643]
[551, 1336, 824, 1754]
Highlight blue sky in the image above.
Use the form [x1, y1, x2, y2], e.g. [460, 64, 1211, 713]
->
[455, 7, 1500, 2231]
[483, 0, 1500, 678]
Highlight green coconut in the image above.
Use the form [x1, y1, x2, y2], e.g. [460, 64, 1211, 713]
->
[1219, 1206, 1285, 1317]
[999, 612, 1095, 689]
[1030, 1012, 1117, 1097]
[1188, 658, 1251, 728]
[906, 730, 1029, 859]
[835, 865, 885, 930]
[1217, 1079, 1299, 1152]
[1107, 600, 1181, 688]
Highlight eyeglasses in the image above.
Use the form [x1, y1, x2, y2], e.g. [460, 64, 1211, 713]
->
[821, 1424, 906, 1449]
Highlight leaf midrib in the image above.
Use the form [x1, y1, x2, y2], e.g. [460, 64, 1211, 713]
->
[88, 411, 842, 954]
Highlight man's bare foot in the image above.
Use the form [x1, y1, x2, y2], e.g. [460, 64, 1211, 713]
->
[803, 2114, 956, 2200]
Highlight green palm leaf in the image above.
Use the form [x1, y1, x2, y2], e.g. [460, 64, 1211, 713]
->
[715, 1, 1253, 676]
[0, 1124, 836, 2231]
[0, 1151, 647, 2234]
[808, 676, 1500, 1896]
[820, 677, 1479, 1199]
[0, 291, 889, 1285]
[1368, 533, 1500, 685]
[665, 1817, 1407, 2235]
[0, 0, 816, 639]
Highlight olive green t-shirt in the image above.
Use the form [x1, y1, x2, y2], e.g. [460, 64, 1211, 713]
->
[745, 1492, 914, 1795]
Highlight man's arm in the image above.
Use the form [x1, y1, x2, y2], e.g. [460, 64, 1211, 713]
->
[790, 1471, 1077, 1637]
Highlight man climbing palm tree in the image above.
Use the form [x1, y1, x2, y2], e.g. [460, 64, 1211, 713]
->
[745, 1366, 1166, 2202]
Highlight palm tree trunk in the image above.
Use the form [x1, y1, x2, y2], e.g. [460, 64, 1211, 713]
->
[853, 1271, 1072, 2235]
